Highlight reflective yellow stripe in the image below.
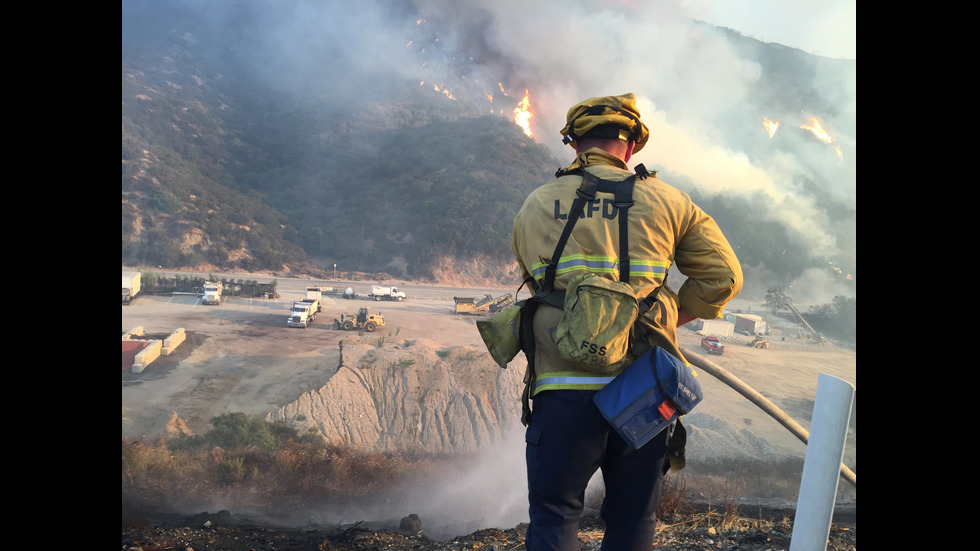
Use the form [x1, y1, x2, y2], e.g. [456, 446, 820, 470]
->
[530, 257, 669, 283]
[531, 371, 617, 396]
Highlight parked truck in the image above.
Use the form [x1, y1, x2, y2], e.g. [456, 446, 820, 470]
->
[701, 335, 725, 355]
[369, 285, 406, 301]
[454, 293, 515, 315]
[287, 300, 318, 328]
[202, 281, 223, 305]
[302, 286, 325, 313]
[333, 307, 385, 332]
[123, 271, 141, 304]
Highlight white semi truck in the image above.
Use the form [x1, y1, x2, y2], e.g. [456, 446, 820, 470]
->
[286, 286, 324, 328]
[202, 281, 223, 305]
[286, 300, 318, 328]
[369, 285, 406, 301]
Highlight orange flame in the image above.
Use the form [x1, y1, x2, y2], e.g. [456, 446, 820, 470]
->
[433, 84, 455, 100]
[800, 117, 833, 144]
[513, 89, 533, 138]
[800, 116, 843, 162]
[763, 117, 780, 138]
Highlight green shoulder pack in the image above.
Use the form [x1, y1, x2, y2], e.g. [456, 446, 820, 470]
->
[555, 272, 639, 374]
[476, 303, 523, 369]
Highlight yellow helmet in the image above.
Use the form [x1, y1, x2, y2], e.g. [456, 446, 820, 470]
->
[560, 93, 650, 153]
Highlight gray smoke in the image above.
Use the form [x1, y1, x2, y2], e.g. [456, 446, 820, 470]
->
[149, 0, 855, 289]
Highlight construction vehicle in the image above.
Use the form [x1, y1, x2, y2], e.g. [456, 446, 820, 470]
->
[342, 287, 357, 299]
[202, 281, 223, 305]
[286, 300, 318, 328]
[453, 293, 515, 315]
[784, 303, 826, 343]
[333, 307, 385, 332]
[123, 271, 141, 304]
[302, 287, 325, 312]
[749, 337, 770, 349]
[369, 285, 406, 301]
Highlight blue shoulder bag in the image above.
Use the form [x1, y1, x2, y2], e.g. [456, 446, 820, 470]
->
[593, 346, 703, 450]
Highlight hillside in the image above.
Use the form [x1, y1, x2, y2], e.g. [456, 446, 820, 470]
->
[121, 0, 856, 310]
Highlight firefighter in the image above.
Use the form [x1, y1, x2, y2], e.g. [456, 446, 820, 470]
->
[511, 93, 743, 550]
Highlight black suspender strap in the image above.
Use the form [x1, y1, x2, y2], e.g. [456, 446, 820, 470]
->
[543, 170, 638, 291]
[613, 176, 634, 283]
[542, 172, 601, 292]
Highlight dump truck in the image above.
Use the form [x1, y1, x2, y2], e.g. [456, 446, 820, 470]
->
[369, 285, 406, 301]
[202, 281, 223, 305]
[286, 300, 318, 328]
[454, 293, 515, 315]
[301, 286, 324, 313]
[333, 307, 385, 332]
[123, 271, 141, 304]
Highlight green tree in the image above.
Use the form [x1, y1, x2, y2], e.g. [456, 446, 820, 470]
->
[764, 286, 791, 313]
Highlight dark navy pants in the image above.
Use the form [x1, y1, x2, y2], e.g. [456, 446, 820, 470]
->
[524, 389, 668, 551]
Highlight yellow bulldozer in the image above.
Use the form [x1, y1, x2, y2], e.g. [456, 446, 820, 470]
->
[333, 307, 385, 332]
[749, 336, 770, 349]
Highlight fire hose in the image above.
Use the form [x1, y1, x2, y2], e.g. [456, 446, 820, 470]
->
[679, 346, 856, 489]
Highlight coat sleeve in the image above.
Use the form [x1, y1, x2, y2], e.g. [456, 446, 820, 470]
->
[511, 207, 533, 283]
[673, 208, 743, 320]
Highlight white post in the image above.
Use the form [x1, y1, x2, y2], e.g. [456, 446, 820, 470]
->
[789, 374, 855, 551]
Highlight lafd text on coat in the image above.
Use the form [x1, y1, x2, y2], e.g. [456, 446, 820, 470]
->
[553, 199, 623, 220]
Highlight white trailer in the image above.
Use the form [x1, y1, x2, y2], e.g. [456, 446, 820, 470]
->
[693, 318, 734, 337]
[123, 271, 141, 304]
[303, 287, 325, 311]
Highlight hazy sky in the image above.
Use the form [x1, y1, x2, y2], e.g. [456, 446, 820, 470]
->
[683, 0, 856, 59]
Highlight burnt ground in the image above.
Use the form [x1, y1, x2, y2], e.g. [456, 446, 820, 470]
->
[121, 497, 856, 550]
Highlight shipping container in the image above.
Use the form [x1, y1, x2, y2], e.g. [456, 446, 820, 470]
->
[693, 318, 734, 337]
[734, 314, 767, 336]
